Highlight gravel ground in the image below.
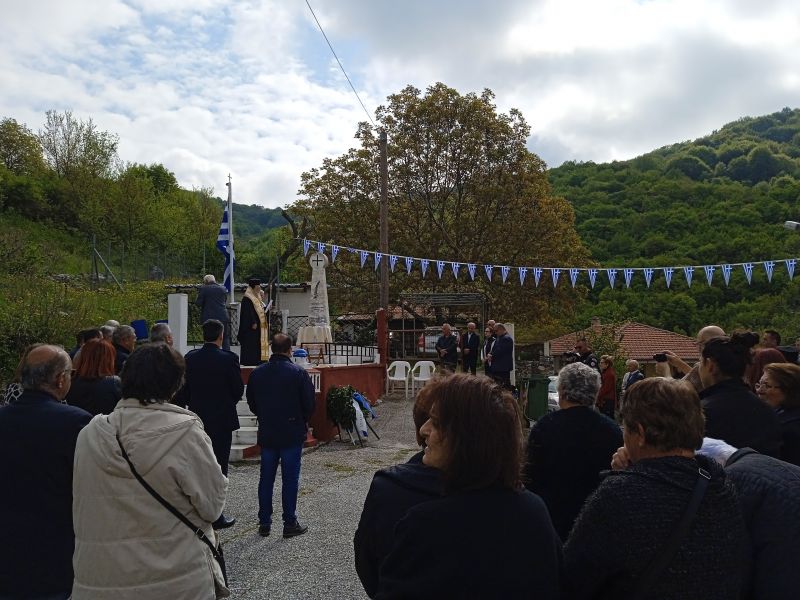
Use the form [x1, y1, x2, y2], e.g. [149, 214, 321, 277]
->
[217, 391, 418, 599]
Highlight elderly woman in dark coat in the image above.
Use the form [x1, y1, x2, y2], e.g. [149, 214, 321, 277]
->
[757, 362, 800, 466]
[564, 377, 748, 600]
[375, 374, 562, 599]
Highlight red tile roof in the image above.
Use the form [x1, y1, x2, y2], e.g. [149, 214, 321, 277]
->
[546, 322, 699, 362]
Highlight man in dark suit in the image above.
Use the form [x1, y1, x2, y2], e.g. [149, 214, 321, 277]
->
[181, 319, 244, 529]
[0, 345, 92, 598]
[112, 325, 136, 374]
[435, 323, 458, 372]
[247, 333, 315, 539]
[459, 322, 480, 375]
[487, 322, 514, 388]
[196, 274, 231, 351]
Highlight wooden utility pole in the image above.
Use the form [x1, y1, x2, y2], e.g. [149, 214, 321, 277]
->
[379, 129, 389, 311]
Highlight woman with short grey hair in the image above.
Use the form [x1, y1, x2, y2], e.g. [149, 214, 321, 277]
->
[557, 362, 602, 407]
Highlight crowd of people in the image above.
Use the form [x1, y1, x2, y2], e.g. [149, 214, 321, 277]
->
[3, 309, 800, 599]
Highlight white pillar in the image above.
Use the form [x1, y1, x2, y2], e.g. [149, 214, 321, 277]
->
[168, 293, 189, 355]
[281, 310, 289, 334]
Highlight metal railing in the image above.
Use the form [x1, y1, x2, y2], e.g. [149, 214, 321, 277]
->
[299, 342, 379, 366]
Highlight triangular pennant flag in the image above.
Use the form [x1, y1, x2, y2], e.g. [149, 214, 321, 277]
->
[721, 264, 732, 286]
[786, 259, 797, 280]
[501, 266, 510, 283]
[703, 265, 715, 286]
[451, 262, 461, 278]
[664, 267, 674, 289]
[683, 266, 694, 287]
[405, 257, 414, 274]
[569, 268, 580, 288]
[389, 255, 398, 272]
[606, 269, 618, 288]
[518, 267, 528, 286]
[331, 245, 340, 263]
[421, 259, 429, 278]
[317, 242, 326, 254]
[467, 264, 477, 280]
[484, 265, 494, 281]
[588, 268, 598, 288]
[551, 268, 561, 288]
[303, 240, 311, 256]
[374, 252, 382, 270]
[359, 250, 369, 268]
[436, 260, 445, 279]
[347, 247, 357, 253]
[764, 260, 775, 282]
[623, 268, 634, 288]
[644, 268, 654, 288]
[533, 268, 543, 286]
[743, 263, 753, 284]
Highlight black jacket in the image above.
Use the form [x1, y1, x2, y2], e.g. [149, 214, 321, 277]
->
[246, 354, 315, 448]
[65, 375, 121, 416]
[725, 449, 800, 600]
[776, 407, 800, 466]
[181, 343, 244, 436]
[113, 343, 130, 375]
[0, 390, 92, 596]
[700, 378, 783, 457]
[354, 461, 443, 598]
[376, 487, 562, 599]
[459, 330, 480, 362]
[564, 455, 747, 600]
[525, 406, 623, 540]
[490, 333, 514, 372]
[435, 333, 457, 366]
[195, 282, 230, 323]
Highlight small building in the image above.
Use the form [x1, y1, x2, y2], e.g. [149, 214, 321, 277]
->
[545, 321, 700, 376]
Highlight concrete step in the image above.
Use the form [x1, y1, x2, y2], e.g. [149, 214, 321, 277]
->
[236, 400, 253, 416]
[229, 443, 259, 462]
[233, 426, 258, 446]
[239, 415, 257, 429]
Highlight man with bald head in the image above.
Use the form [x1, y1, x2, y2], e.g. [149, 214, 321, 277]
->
[0, 345, 92, 599]
[664, 325, 725, 393]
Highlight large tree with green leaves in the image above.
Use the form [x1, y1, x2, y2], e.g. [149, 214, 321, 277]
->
[293, 83, 591, 334]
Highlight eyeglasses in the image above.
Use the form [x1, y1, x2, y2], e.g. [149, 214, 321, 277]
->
[755, 382, 779, 390]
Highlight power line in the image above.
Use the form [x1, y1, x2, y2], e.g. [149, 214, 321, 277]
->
[304, 0, 376, 128]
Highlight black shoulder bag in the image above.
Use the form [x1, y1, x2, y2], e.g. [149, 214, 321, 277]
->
[116, 434, 228, 586]
[626, 467, 711, 600]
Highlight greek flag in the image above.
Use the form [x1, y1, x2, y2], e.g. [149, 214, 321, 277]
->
[216, 197, 234, 294]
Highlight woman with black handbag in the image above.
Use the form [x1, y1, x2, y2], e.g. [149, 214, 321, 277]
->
[71, 343, 230, 599]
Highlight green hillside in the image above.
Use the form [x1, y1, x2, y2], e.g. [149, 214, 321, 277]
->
[549, 107, 800, 337]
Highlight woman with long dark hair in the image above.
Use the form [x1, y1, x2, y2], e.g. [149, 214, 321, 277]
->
[66, 339, 121, 415]
[375, 374, 562, 599]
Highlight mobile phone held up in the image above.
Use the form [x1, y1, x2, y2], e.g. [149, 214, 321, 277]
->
[653, 353, 667, 362]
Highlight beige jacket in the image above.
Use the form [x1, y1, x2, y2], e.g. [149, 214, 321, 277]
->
[72, 399, 229, 599]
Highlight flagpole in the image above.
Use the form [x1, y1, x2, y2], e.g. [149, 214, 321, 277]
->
[226, 174, 235, 305]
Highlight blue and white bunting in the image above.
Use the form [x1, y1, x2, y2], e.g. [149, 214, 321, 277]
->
[421, 259, 429, 278]
[331, 245, 340, 263]
[743, 263, 753, 284]
[317, 242, 326, 254]
[374, 252, 382, 270]
[436, 260, 445, 279]
[664, 267, 674, 289]
[347, 247, 357, 254]
[467, 263, 477, 280]
[588, 268, 598, 288]
[451, 262, 461, 278]
[569, 268, 580, 288]
[786, 259, 797, 280]
[722, 264, 732, 286]
[703, 265, 715, 286]
[606, 268, 618, 288]
[518, 267, 528, 286]
[501, 266, 510, 283]
[405, 256, 414, 274]
[359, 250, 369, 268]
[534, 268, 543, 286]
[683, 266, 694, 287]
[644, 268, 654, 288]
[551, 268, 561, 288]
[389, 254, 398, 272]
[484, 265, 493, 281]
[623, 268, 634, 288]
[764, 260, 775, 282]
[303, 239, 311, 256]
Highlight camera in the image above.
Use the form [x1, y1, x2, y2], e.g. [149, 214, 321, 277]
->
[562, 351, 581, 364]
[653, 353, 667, 362]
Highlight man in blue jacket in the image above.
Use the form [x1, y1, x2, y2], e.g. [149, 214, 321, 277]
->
[181, 319, 244, 529]
[0, 345, 92, 599]
[196, 274, 231, 350]
[487, 322, 514, 387]
[246, 333, 315, 538]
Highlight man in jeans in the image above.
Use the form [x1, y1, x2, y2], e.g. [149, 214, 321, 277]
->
[246, 333, 315, 538]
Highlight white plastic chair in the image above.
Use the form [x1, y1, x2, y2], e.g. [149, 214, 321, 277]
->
[386, 361, 412, 399]
[410, 360, 436, 396]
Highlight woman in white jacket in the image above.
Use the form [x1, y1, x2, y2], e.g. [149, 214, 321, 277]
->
[72, 343, 229, 599]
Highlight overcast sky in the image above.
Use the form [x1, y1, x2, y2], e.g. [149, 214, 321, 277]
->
[2, 0, 798, 208]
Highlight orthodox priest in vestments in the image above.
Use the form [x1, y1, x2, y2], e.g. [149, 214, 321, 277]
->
[238, 278, 269, 365]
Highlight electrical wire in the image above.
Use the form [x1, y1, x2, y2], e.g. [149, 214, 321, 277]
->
[304, 0, 376, 127]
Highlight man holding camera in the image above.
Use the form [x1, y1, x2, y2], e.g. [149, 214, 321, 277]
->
[574, 338, 600, 371]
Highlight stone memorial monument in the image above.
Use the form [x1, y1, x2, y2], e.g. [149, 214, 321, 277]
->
[296, 252, 333, 355]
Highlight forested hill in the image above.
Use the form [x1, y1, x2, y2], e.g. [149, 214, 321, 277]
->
[548, 107, 800, 336]
[230, 202, 285, 242]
